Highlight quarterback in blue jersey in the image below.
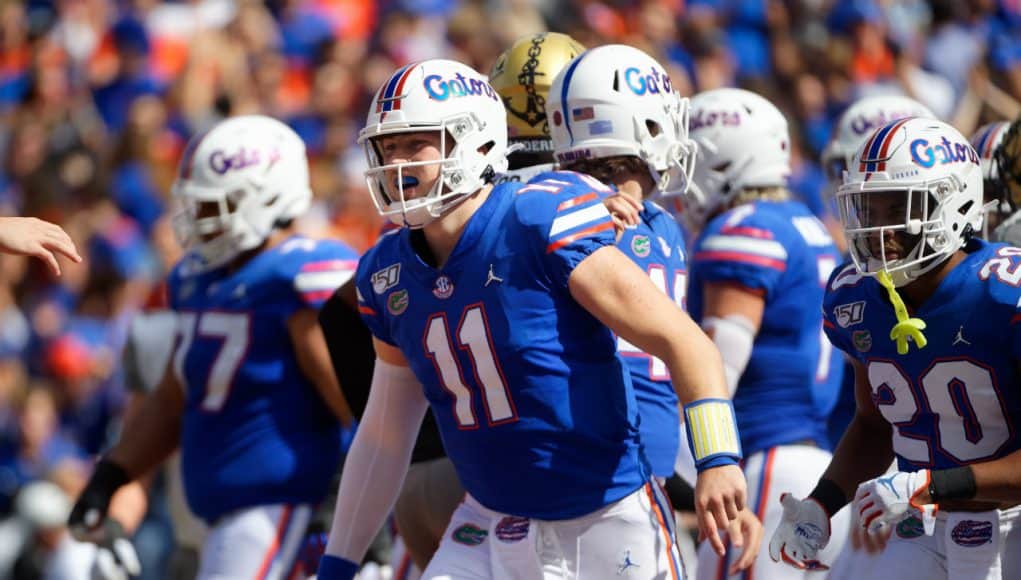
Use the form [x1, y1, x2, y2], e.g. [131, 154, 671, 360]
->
[68, 116, 358, 579]
[771, 118, 1021, 579]
[680, 88, 848, 580]
[319, 59, 746, 580]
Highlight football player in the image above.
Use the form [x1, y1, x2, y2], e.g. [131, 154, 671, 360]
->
[318, 34, 593, 580]
[67, 115, 359, 579]
[680, 88, 850, 579]
[994, 117, 1021, 245]
[319, 58, 746, 579]
[771, 117, 1021, 579]
[545, 44, 762, 575]
[821, 95, 936, 450]
[818, 96, 939, 574]
[970, 121, 1014, 242]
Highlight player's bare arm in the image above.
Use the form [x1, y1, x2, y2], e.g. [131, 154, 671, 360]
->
[107, 366, 186, 478]
[68, 365, 184, 547]
[288, 307, 356, 425]
[0, 215, 82, 275]
[102, 391, 158, 534]
[769, 353, 895, 569]
[568, 243, 747, 556]
[568, 245, 731, 403]
[820, 359, 896, 497]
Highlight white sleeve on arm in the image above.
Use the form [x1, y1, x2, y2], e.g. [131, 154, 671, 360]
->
[324, 358, 429, 562]
[702, 315, 756, 397]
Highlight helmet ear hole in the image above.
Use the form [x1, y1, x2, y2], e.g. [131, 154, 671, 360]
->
[612, 71, 620, 92]
[645, 120, 662, 137]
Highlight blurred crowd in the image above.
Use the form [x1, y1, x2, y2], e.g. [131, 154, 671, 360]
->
[0, 0, 1017, 577]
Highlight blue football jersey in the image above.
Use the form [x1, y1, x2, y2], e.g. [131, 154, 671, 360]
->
[689, 200, 844, 454]
[168, 236, 358, 522]
[824, 239, 1021, 471]
[356, 174, 647, 520]
[615, 200, 687, 478]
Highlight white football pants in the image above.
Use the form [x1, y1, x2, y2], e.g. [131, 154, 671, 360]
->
[423, 482, 686, 579]
[831, 506, 1020, 580]
[697, 445, 850, 580]
[196, 503, 311, 580]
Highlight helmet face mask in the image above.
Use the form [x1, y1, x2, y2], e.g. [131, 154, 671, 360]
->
[547, 45, 696, 202]
[360, 60, 508, 228]
[838, 182, 957, 287]
[172, 115, 312, 271]
[837, 118, 982, 287]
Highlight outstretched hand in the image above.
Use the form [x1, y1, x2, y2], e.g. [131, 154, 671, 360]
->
[0, 217, 82, 275]
[695, 464, 748, 557]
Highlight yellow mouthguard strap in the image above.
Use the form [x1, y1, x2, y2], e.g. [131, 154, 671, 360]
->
[877, 270, 927, 355]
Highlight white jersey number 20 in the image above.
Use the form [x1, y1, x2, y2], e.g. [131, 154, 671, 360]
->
[868, 359, 1010, 464]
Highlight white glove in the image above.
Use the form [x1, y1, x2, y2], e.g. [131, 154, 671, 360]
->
[88, 520, 142, 580]
[768, 493, 831, 571]
[853, 470, 936, 535]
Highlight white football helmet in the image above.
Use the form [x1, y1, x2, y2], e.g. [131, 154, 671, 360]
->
[684, 88, 790, 227]
[836, 118, 983, 287]
[970, 121, 1011, 237]
[822, 95, 935, 187]
[546, 44, 695, 200]
[172, 115, 312, 271]
[971, 121, 1010, 182]
[359, 59, 509, 228]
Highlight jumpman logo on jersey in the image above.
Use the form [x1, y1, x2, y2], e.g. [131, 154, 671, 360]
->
[485, 264, 504, 287]
[617, 550, 640, 575]
[953, 326, 971, 346]
[877, 474, 900, 498]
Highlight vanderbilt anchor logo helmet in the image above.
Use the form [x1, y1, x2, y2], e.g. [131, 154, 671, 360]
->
[490, 33, 585, 159]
